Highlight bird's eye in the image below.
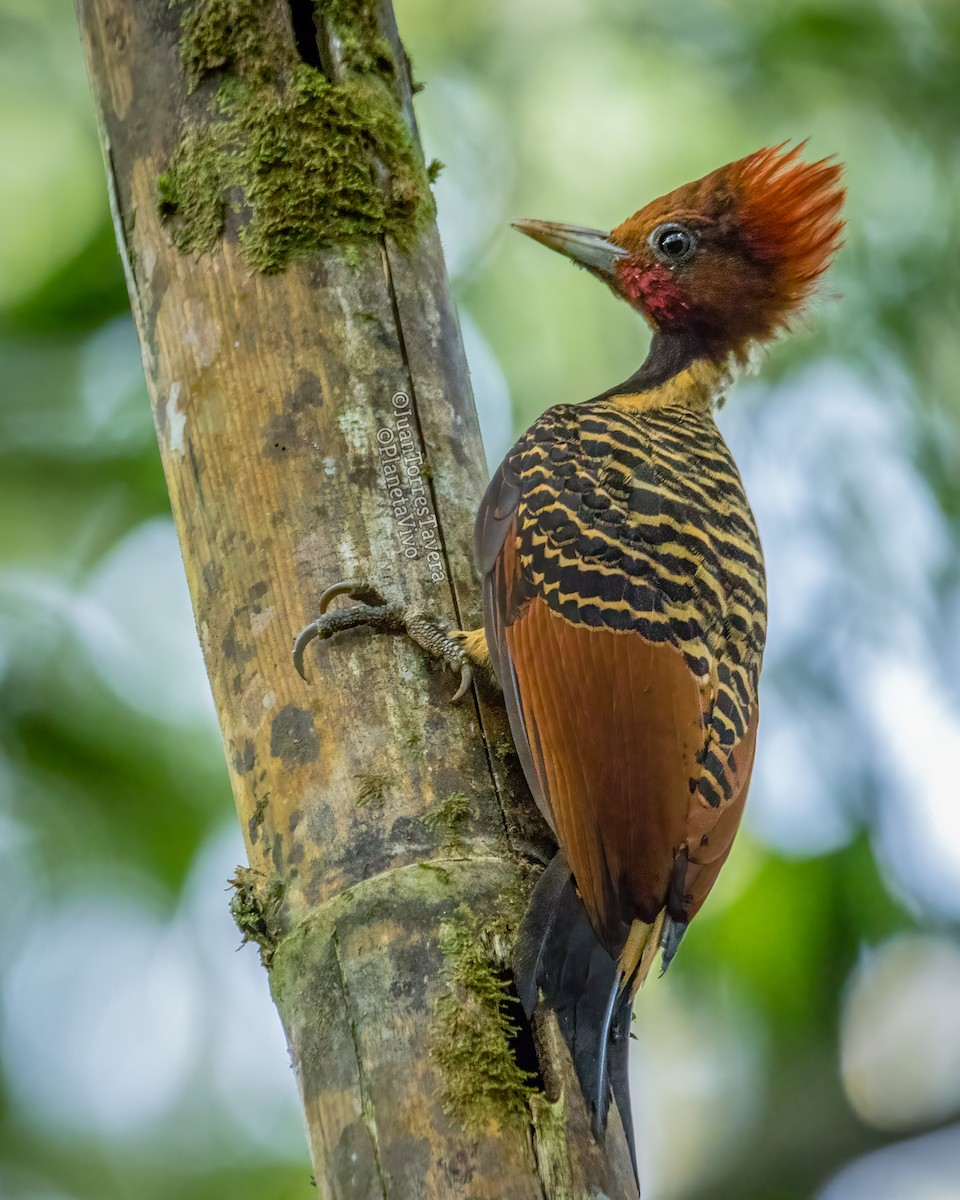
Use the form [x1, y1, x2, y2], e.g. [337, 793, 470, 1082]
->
[649, 222, 697, 266]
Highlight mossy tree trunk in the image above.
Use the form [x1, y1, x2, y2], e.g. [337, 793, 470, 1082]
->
[76, 1, 639, 1196]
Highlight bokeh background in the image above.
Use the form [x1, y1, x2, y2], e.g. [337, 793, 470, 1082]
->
[1, 1, 959, 1197]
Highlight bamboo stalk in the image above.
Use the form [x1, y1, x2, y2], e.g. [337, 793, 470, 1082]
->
[75, 2, 638, 1195]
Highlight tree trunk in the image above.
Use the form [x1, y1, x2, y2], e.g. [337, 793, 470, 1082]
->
[75, 2, 639, 1196]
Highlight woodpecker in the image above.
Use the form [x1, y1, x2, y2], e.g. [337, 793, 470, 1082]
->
[484, 143, 844, 1164]
[295, 142, 844, 1178]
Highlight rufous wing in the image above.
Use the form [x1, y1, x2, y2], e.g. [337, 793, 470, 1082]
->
[507, 597, 707, 948]
[475, 451, 763, 955]
[477, 458, 759, 953]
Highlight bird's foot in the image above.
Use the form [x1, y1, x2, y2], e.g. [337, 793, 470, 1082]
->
[293, 579, 474, 703]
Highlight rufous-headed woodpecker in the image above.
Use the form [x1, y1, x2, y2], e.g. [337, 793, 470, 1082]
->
[295, 142, 845, 1180]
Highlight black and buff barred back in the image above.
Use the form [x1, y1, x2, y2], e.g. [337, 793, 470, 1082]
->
[510, 397, 766, 812]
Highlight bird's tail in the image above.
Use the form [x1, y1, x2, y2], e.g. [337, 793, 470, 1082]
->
[513, 853, 640, 1178]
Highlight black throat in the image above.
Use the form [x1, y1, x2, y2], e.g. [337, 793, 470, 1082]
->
[593, 330, 708, 401]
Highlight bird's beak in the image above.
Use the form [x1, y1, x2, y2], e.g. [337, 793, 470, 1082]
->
[511, 220, 629, 277]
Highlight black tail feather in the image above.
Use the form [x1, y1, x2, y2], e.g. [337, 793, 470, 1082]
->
[514, 851, 571, 1019]
[514, 853, 638, 1183]
[607, 985, 638, 1178]
[660, 915, 688, 974]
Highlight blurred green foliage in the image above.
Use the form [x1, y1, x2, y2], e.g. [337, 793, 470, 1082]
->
[0, 2, 958, 1199]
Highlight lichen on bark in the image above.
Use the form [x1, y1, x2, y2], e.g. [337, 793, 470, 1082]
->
[157, 0, 437, 272]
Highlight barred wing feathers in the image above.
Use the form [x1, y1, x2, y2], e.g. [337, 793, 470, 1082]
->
[476, 398, 765, 954]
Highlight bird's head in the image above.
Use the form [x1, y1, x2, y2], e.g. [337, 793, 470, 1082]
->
[513, 143, 845, 364]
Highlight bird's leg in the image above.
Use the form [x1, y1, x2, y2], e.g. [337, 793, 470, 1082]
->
[447, 626, 491, 672]
[293, 579, 487, 703]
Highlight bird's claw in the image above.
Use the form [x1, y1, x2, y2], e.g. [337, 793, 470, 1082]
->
[317, 580, 386, 614]
[452, 663, 473, 704]
[294, 580, 473, 704]
[293, 580, 405, 681]
[401, 607, 473, 703]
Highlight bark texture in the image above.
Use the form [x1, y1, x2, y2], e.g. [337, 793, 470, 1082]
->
[76, 1, 639, 1196]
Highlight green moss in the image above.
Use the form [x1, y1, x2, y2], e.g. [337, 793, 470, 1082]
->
[236, 67, 430, 272]
[423, 792, 472, 853]
[431, 904, 536, 1136]
[354, 771, 390, 807]
[229, 865, 284, 968]
[322, 0, 396, 78]
[426, 158, 444, 183]
[178, 0, 397, 83]
[157, 125, 226, 255]
[179, 0, 285, 87]
[158, 0, 435, 272]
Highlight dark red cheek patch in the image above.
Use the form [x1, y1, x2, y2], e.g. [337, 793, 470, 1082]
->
[616, 260, 693, 328]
